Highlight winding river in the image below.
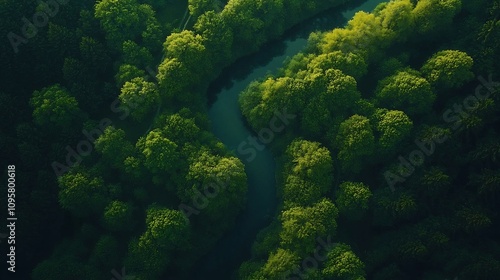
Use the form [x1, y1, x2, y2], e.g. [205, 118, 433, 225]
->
[192, 0, 384, 279]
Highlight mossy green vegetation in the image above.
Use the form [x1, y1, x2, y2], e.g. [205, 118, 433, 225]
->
[237, 0, 500, 279]
[1, 0, 499, 279]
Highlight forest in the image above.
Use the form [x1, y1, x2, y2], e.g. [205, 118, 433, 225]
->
[0, 0, 499, 279]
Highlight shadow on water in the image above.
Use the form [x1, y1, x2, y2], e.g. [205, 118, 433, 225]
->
[192, 0, 385, 279]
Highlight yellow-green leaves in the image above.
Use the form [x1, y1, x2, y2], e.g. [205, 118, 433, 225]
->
[421, 50, 474, 89]
[30, 84, 80, 127]
[412, 0, 462, 35]
[375, 70, 435, 116]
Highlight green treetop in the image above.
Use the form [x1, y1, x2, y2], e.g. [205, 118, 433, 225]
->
[375, 70, 435, 116]
[30, 84, 81, 127]
[421, 50, 474, 89]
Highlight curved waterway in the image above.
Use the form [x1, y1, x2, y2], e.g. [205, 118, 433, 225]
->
[192, 0, 385, 279]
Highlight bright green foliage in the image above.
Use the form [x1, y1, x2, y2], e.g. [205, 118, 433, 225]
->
[284, 139, 333, 192]
[161, 113, 201, 144]
[280, 198, 338, 255]
[262, 76, 307, 113]
[322, 69, 361, 118]
[94, 127, 134, 169]
[183, 151, 247, 220]
[189, 0, 216, 17]
[144, 206, 190, 248]
[282, 175, 323, 209]
[421, 50, 474, 89]
[377, 0, 414, 40]
[263, 76, 307, 113]
[157, 57, 192, 101]
[335, 115, 375, 172]
[373, 109, 413, 150]
[58, 171, 109, 218]
[282, 53, 311, 77]
[94, 0, 142, 48]
[322, 243, 366, 280]
[321, 11, 390, 59]
[95, 0, 161, 50]
[301, 69, 360, 138]
[261, 248, 300, 280]
[138, 4, 163, 51]
[164, 30, 209, 73]
[125, 207, 187, 277]
[115, 64, 146, 88]
[124, 156, 144, 180]
[335, 182, 372, 220]
[240, 77, 305, 131]
[30, 84, 80, 127]
[220, 0, 266, 48]
[119, 77, 159, 121]
[412, 0, 462, 35]
[194, 11, 234, 62]
[137, 130, 179, 173]
[375, 70, 436, 116]
[307, 51, 368, 80]
[102, 200, 134, 232]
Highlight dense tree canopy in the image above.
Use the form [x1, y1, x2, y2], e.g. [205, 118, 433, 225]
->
[94, 0, 144, 48]
[58, 170, 109, 218]
[335, 181, 372, 220]
[137, 129, 179, 173]
[412, 0, 462, 35]
[30, 84, 81, 127]
[280, 198, 338, 255]
[94, 127, 134, 169]
[144, 205, 190, 249]
[335, 115, 375, 172]
[182, 150, 247, 221]
[118, 77, 160, 121]
[6, 0, 500, 279]
[374, 70, 436, 116]
[373, 109, 413, 151]
[421, 50, 474, 89]
[284, 139, 333, 192]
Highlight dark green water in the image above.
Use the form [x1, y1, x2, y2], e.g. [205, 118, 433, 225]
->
[192, 1, 385, 279]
